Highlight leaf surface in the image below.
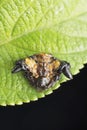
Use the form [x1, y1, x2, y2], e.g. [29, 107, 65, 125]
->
[0, 0, 87, 105]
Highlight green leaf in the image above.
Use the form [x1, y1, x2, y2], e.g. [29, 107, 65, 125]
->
[0, 0, 87, 106]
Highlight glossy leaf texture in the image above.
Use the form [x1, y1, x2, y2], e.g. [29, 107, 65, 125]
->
[0, 0, 87, 105]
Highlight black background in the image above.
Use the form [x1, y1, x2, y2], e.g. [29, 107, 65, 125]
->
[0, 65, 87, 130]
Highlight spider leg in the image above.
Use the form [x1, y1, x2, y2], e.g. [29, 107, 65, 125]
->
[24, 71, 37, 86]
[12, 64, 22, 73]
[60, 61, 73, 79]
[12, 60, 26, 73]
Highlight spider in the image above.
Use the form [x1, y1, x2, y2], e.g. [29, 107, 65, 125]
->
[12, 53, 73, 90]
